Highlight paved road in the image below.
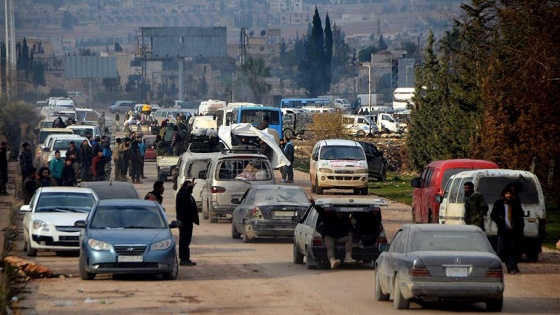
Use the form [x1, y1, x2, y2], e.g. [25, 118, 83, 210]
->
[9, 142, 560, 314]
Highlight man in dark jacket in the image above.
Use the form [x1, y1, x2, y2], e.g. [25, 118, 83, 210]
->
[22, 167, 38, 204]
[315, 203, 356, 269]
[144, 180, 164, 204]
[176, 180, 199, 266]
[283, 137, 295, 183]
[77, 140, 93, 181]
[19, 142, 34, 181]
[463, 182, 489, 230]
[491, 186, 525, 274]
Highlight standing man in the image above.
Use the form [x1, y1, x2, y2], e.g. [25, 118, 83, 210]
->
[119, 138, 130, 181]
[128, 138, 142, 184]
[49, 150, 64, 186]
[98, 112, 107, 134]
[115, 111, 121, 132]
[144, 180, 164, 204]
[283, 137, 295, 183]
[22, 167, 38, 204]
[491, 186, 525, 274]
[463, 182, 489, 230]
[138, 135, 147, 179]
[113, 138, 122, 181]
[78, 139, 93, 182]
[176, 180, 199, 266]
[91, 149, 107, 181]
[19, 142, 34, 181]
[0, 141, 8, 194]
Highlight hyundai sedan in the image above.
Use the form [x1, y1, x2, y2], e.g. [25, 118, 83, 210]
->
[75, 199, 181, 280]
[375, 224, 504, 311]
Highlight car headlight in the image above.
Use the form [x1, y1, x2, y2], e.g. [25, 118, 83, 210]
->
[150, 239, 172, 251]
[355, 169, 368, 174]
[32, 220, 50, 232]
[319, 168, 333, 173]
[87, 239, 112, 251]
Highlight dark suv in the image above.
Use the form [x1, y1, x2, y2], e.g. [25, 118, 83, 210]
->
[292, 198, 388, 269]
[356, 141, 387, 181]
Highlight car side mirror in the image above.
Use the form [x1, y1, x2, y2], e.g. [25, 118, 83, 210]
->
[198, 170, 207, 179]
[435, 194, 443, 204]
[311, 154, 318, 161]
[42, 147, 50, 152]
[291, 215, 301, 223]
[19, 205, 31, 212]
[169, 220, 182, 229]
[411, 177, 422, 188]
[231, 198, 241, 205]
[74, 220, 86, 228]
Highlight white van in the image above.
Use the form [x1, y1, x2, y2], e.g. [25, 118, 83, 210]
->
[66, 125, 102, 139]
[198, 99, 226, 115]
[438, 169, 545, 262]
[342, 115, 378, 136]
[309, 139, 368, 195]
[46, 97, 75, 110]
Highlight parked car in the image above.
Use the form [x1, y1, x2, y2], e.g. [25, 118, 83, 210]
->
[75, 199, 181, 280]
[20, 187, 98, 256]
[356, 140, 387, 181]
[292, 197, 388, 269]
[67, 124, 103, 139]
[410, 159, 499, 224]
[78, 181, 140, 200]
[231, 185, 311, 242]
[143, 135, 158, 161]
[375, 224, 504, 311]
[109, 101, 135, 114]
[199, 152, 276, 223]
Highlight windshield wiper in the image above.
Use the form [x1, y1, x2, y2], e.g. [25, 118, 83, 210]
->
[53, 207, 88, 213]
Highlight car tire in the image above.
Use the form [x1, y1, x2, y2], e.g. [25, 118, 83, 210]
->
[305, 247, 317, 269]
[316, 177, 324, 195]
[202, 201, 209, 220]
[353, 188, 361, 195]
[361, 188, 368, 195]
[525, 245, 540, 262]
[380, 167, 387, 182]
[26, 238, 37, 257]
[393, 276, 410, 309]
[231, 223, 241, 239]
[293, 243, 304, 264]
[79, 256, 95, 280]
[209, 216, 218, 223]
[162, 257, 179, 280]
[242, 226, 253, 243]
[283, 128, 294, 139]
[357, 130, 366, 137]
[374, 272, 390, 301]
[428, 210, 433, 223]
[310, 176, 317, 193]
[486, 296, 503, 312]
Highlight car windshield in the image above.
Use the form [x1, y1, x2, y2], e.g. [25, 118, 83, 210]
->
[53, 139, 80, 151]
[90, 206, 167, 229]
[36, 192, 96, 213]
[216, 158, 273, 181]
[410, 231, 494, 253]
[254, 188, 309, 204]
[319, 146, 365, 160]
[85, 185, 139, 200]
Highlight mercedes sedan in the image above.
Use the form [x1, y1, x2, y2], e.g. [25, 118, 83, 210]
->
[375, 224, 504, 311]
[75, 199, 181, 280]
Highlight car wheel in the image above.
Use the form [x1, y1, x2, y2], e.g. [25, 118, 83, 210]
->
[412, 208, 417, 223]
[361, 188, 368, 195]
[374, 272, 390, 301]
[79, 256, 95, 280]
[353, 188, 361, 195]
[525, 246, 540, 262]
[202, 201, 209, 220]
[162, 257, 179, 280]
[486, 296, 503, 312]
[305, 247, 317, 269]
[293, 243, 304, 264]
[357, 130, 366, 137]
[26, 238, 37, 257]
[380, 167, 387, 182]
[315, 177, 324, 195]
[310, 176, 317, 193]
[428, 210, 433, 223]
[393, 276, 410, 309]
[242, 226, 253, 243]
[209, 216, 218, 223]
[283, 129, 294, 139]
[231, 223, 241, 239]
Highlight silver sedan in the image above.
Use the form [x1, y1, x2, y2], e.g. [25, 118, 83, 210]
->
[375, 224, 504, 311]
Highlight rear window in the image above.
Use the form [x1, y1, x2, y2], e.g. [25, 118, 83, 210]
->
[477, 177, 540, 204]
[86, 185, 139, 200]
[215, 158, 272, 181]
[411, 231, 493, 252]
[319, 145, 365, 161]
[254, 188, 309, 204]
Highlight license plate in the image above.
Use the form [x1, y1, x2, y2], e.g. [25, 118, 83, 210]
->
[445, 266, 468, 277]
[339, 207, 365, 212]
[274, 211, 295, 217]
[118, 255, 143, 262]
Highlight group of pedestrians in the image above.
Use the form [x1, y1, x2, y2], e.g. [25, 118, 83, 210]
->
[112, 132, 147, 184]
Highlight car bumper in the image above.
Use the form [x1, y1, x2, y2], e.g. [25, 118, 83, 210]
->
[210, 203, 235, 216]
[399, 280, 504, 301]
[317, 175, 368, 189]
[309, 245, 382, 262]
[82, 248, 176, 275]
[31, 234, 80, 251]
[246, 220, 296, 238]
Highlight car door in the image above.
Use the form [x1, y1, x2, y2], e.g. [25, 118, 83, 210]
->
[361, 142, 385, 179]
[383, 228, 407, 293]
[235, 189, 252, 232]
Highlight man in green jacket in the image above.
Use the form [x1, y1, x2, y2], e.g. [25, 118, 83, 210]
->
[463, 181, 489, 230]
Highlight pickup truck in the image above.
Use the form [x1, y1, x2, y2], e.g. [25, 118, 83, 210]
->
[156, 155, 179, 181]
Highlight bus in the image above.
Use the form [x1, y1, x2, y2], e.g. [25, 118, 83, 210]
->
[392, 88, 415, 111]
[279, 98, 331, 109]
[231, 106, 282, 141]
[214, 103, 263, 131]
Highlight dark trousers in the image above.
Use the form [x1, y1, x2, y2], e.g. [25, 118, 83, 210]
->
[285, 163, 294, 182]
[498, 229, 523, 272]
[178, 222, 194, 260]
[81, 166, 91, 182]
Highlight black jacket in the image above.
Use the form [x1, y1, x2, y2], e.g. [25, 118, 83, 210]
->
[490, 199, 525, 235]
[176, 185, 199, 225]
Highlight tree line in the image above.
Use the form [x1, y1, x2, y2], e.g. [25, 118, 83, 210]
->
[406, 0, 560, 207]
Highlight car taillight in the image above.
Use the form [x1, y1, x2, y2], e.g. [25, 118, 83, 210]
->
[210, 186, 226, 193]
[251, 207, 263, 219]
[485, 267, 503, 278]
[312, 236, 323, 246]
[409, 265, 430, 276]
[376, 235, 388, 244]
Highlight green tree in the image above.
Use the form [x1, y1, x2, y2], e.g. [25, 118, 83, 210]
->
[240, 57, 272, 103]
[331, 23, 352, 85]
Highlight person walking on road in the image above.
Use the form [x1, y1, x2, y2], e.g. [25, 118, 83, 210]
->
[115, 111, 121, 131]
[463, 181, 488, 230]
[176, 180, 199, 266]
[282, 137, 295, 183]
[49, 150, 64, 186]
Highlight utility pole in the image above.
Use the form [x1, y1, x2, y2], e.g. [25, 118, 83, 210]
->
[4, 0, 16, 98]
[360, 62, 373, 137]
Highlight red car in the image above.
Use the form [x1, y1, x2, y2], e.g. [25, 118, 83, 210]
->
[143, 135, 158, 161]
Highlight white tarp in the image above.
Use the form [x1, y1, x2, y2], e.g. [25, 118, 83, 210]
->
[218, 123, 290, 168]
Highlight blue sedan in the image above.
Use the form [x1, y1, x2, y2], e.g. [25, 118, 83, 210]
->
[75, 199, 181, 280]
